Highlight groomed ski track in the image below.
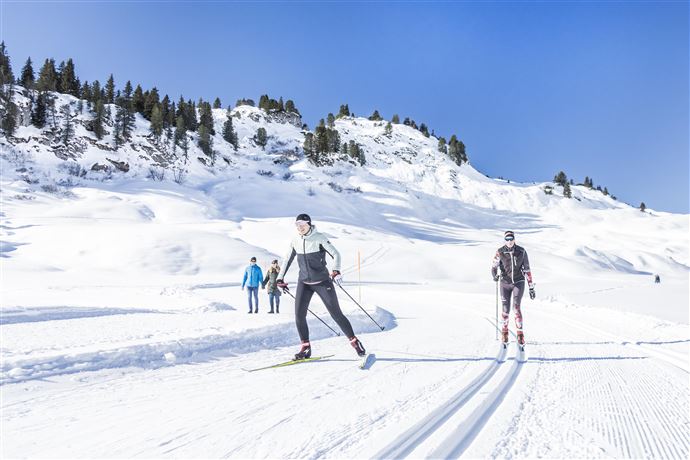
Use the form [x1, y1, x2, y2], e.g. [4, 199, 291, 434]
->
[375, 336, 526, 459]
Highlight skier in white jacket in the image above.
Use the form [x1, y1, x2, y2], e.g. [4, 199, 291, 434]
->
[277, 214, 366, 360]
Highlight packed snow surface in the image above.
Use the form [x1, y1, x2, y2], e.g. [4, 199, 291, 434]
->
[1, 90, 688, 458]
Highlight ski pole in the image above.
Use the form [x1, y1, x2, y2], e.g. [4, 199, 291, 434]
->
[335, 280, 385, 331]
[495, 278, 499, 341]
[283, 287, 340, 337]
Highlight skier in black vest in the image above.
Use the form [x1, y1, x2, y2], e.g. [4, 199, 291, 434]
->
[276, 214, 366, 360]
[491, 230, 535, 345]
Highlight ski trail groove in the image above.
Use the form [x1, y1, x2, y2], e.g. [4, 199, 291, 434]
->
[373, 345, 508, 459]
[428, 344, 526, 459]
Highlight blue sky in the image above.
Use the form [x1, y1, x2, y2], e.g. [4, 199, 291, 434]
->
[2, 1, 688, 213]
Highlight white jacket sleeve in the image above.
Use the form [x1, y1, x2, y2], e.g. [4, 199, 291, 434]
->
[319, 235, 341, 272]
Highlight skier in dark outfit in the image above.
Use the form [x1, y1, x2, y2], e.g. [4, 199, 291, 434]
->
[276, 214, 366, 360]
[491, 230, 535, 345]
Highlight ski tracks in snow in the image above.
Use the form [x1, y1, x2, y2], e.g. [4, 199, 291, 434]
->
[486, 308, 690, 459]
[375, 338, 526, 459]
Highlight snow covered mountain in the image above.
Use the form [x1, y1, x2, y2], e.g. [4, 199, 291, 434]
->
[1, 86, 688, 458]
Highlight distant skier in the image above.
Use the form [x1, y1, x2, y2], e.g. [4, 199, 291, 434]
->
[242, 256, 263, 314]
[654, 274, 661, 284]
[276, 214, 366, 360]
[491, 230, 535, 346]
[262, 259, 282, 314]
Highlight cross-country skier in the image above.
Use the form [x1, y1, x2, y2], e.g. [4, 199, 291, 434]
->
[276, 214, 366, 360]
[491, 230, 535, 346]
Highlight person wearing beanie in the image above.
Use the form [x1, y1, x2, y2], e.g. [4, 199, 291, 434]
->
[262, 259, 282, 314]
[276, 213, 366, 360]
[490, 230, 535, 346]
[242, 256, 263, 314]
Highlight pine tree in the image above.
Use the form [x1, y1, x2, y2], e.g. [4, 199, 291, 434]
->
[199, 101, 214, 135]
[31, 92, 48, 128]
[278, 96, 284, 112]
[175, 115, 187, 148]
[603, 187, 609, 196]
[80, 81, 92, 103]
[384, 121, 392, 137]
[438, 137, 447, 154]
[150, 104, 163, 141]
[419, 123, 429, 137]
[186, 99, 198, 131]
[59, 58, 79, 96]
[403, 117, 411, 126]
[255, 127, 268, 149]
[326, 128, 340, 153]
[222, 108, 238, 149]
[198, 124, 213, 156]
[368, 109, 382, 121]
[639, 202, 646, 212]
[457, 140, 467, 163]
[0, 42, 14, 87]
[161, 95, 172, 127]
[61, 105, 74, 145]
[132, 84, 145, 114]
[0, 85, 17, 137]
[105, 74, 115, 104]
[303, 132, 317, 164]
[92, 99, 105, 139]
[285, 99, 297, 114]
[337, 104, 350, 118]
[554, 171, 568, 187]
[213, 97, 221, 109]
[20, 57, 35, 89]
[327, 113, 335, 128]
[314, 125, 329, 153]
[258, 94, 270, 112]
[144, 87, 160, 120]
[563, 182, 572, 198]
[36, 59, 58, 92]
[91, 80, 102, 104]
[391, 114, 400, 124]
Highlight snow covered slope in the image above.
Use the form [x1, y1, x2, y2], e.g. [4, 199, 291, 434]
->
[1, 86, 688, 458]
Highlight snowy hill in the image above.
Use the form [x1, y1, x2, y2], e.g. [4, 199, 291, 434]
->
[1, 86, 688, 458]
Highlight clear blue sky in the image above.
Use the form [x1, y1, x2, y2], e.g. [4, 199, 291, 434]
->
[2, 1, 688, 213]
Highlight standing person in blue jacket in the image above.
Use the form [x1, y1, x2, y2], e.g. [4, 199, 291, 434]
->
[276, 213, 366, 360]
[242, 256, 263, 314]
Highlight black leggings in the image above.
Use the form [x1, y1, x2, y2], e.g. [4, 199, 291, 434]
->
[500, 280, 525, 332]
[294, 280, 355, 341]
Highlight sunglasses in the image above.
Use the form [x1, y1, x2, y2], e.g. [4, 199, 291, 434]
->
[504, 237, 514, 242]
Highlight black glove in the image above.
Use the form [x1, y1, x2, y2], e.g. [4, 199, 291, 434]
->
[331, 270, 342, 283]
[277, 279, 289, 293]
[493, 275, 500, 282]
[529, 287, 536, 300]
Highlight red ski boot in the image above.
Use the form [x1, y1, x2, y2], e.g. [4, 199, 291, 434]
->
[294, 341, 311, 360]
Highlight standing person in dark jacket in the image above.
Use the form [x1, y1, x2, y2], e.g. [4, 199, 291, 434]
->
[262, 259, 281, 314]
[242, 256, 263, 314]
[491, 230, 535, 345]
[276, 214, 366, 360]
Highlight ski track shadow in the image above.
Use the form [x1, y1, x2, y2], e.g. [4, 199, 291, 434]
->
[0, 306, 167, 325]
[635, 339, 690, 346]
[376, 356, 499, 364]
[526, 356, 649, 363]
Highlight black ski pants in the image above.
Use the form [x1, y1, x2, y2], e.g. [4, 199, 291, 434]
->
[294, 280, 355, 341]
[500, 280, 525, 332]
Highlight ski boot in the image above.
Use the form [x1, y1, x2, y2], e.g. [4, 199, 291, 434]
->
[517, 331, 525, 348]
[349, 336, 366, 357]
[294, 341, 311, 360]
[501, 330, 509, 347]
